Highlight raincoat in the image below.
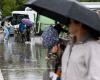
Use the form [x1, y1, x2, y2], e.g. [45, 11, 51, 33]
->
[62, 40, 100, 80]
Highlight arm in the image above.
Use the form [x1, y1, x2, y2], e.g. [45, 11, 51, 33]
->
[88, 43, 100, 80]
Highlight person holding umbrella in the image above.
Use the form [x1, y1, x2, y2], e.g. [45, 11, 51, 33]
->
[61, 19, 100, 80]
[21, 18, 33, 42]
[19, 22, 26, 42]
[3, 20, 11, 41]
[51, 19, 100, 80]
[42, 23, 68, 80]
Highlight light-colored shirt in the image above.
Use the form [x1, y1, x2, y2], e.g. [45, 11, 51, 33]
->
[62, 41, 100, 80]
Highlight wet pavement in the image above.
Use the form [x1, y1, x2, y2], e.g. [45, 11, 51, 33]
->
[0, 33, 48, 80]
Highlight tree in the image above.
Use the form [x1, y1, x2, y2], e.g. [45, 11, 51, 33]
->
[15, 0, 26, 10]
[1, 0, 26, 16]
[80, 0, 100, 1]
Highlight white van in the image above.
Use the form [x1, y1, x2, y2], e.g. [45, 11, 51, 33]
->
[12, 11, 37, 26]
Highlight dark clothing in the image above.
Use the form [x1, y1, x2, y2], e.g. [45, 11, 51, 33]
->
[19, 23, 26, 33]
[54, 25, 68, 35]
[26, 27, 31, 41]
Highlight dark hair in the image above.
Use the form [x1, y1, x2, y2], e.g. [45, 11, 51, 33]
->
[54, 24, 62, 29]
[82, 24, 100, 40]
[54, 24, 63, 34]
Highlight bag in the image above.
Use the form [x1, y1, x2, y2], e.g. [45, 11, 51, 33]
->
[42, 25, 59, 48]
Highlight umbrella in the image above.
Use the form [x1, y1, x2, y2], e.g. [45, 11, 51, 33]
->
[42, 25, 59, 48]
[25, 0, 100, 32]
[1, 16, 12, 26]
[21, 18, 33, 27]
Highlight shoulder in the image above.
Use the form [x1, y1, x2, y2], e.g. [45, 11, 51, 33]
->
[85, 40, 100, 47]
[85, 41, 100, 54]
[84, 41, 100, 50]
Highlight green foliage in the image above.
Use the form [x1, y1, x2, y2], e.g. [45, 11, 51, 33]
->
[16, 0, 27, 10]
[1, 0, 26, 16]
[1, 0, 100, 16]
[80, 0, 100, 2]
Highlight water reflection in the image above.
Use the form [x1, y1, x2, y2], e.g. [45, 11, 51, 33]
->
[3, 41, 13, 62]
[0, 36, 47, 80]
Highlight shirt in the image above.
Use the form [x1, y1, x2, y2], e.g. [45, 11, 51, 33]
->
[62, 40, 100, 80]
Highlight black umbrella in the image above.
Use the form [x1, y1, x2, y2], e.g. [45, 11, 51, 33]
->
[25, 0, 100, 32]
[1, 16, 12, 26]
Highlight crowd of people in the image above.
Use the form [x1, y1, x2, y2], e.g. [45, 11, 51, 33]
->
[2, 18, 32, 43]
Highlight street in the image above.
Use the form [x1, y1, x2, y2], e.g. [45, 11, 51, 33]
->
[0, 33, 47, 80]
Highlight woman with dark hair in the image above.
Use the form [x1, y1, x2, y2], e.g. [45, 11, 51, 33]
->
[61, 19, 100, 80]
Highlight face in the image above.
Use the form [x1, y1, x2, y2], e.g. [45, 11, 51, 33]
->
[68, 20, 81, 36]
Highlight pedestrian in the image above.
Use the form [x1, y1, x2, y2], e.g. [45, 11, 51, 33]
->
[61, 19, 100, 80]
[25, 26, 31, 42]
[49, 38, 67, 80]
[3, 20, 10, 41]
[42, 24, 68, 80]
[42, 24, 67, 66]
[19, 22, 26, 42]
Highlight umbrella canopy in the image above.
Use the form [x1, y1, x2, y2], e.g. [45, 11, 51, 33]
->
[42, 25, 59, 48]
[25, 0, 100, 32]
[21, 18, 33, 27]
[1, 16, 12, 26]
